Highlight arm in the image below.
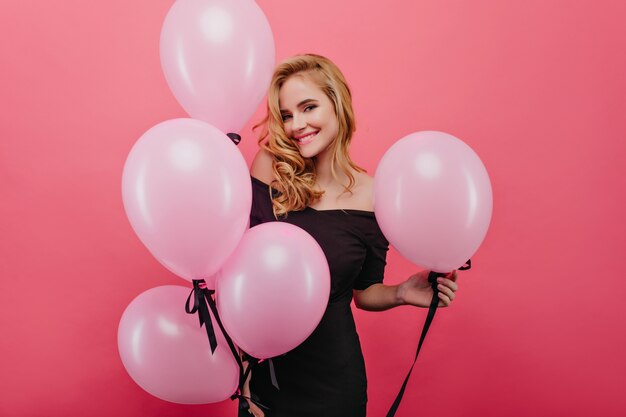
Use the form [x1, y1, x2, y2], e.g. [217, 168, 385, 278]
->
[353, 270, 459, 311]
[353, 283, 403, 311]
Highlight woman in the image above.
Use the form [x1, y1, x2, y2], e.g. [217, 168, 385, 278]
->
[241, 54, 459, 417]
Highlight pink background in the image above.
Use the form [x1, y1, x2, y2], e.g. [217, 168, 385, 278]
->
[1, 1, 625, 416]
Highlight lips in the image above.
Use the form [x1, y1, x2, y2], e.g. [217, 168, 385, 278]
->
[294, 131, 319, 145]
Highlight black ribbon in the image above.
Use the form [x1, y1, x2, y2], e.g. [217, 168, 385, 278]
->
[234, 355, 271, 412]
[184, 280, 243, 386]
[268, 358, 280, 390]
[386, 259, 472, 417]
[185, 280, 219, 353]
[227, 132, 241, 145]
[235, 392, 270, 413]
[185, 279, 271, 412]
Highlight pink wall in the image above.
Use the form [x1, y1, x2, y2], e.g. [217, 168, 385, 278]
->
[1, 1, 625, 416]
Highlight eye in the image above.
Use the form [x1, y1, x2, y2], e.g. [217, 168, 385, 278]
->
[281, 114, 292, 121]
[304, 105, 317, 112]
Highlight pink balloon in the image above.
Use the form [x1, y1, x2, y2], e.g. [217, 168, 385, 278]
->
[374, 131, 493, 272]
[117, 285, 239, 404]
[216, 222, 330, 359]
[122, 118, 251, 283]
[160, 0, 275, 133]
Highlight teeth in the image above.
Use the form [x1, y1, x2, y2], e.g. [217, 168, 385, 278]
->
[297, 132, 318, 142]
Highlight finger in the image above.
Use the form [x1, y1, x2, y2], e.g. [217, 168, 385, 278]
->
[437, 284, 456, 301]
[437, 277, 459, 292]
[250, 403, 264, 417]
[437, 292, 451, 307]
[446, 270, 458, 281]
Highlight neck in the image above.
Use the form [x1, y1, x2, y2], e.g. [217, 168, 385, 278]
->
[314, 147, 349, 188]
[314, 151, 333, 185]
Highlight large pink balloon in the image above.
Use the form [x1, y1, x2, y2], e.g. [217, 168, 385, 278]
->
[374, 131, 493, 273]
[216, 222, 330, 359]
[117, 285, 239, 404]
[160, 0, 275, 133]
[122, 118, 251, 283]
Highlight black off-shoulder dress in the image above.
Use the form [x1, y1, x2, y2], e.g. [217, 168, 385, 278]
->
[240, 176, 389, 417]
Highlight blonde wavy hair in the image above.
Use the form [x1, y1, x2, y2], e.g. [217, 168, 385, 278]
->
[254, 54, 364, 218]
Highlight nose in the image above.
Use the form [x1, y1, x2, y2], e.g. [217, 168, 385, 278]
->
[292, 112, 307, 131]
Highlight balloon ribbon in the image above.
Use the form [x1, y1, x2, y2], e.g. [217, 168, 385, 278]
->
[235, 354, 271, 413]
[227, 133, 241, 145]
[185, 279, 270, 412]
[185, 280, 219, 353]
[386, 259, 472, 417]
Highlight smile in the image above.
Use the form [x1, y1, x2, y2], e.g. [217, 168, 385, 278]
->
[294, 131, 319, 145]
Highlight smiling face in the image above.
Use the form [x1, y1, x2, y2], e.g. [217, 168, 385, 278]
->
[278, 73, 339, 160]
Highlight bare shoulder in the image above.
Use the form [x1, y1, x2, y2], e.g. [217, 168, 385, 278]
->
[350, 171, 374, 211]
[250, 148, 274, 184]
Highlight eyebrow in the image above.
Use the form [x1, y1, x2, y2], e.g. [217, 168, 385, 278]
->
[280, 98, 318, 113]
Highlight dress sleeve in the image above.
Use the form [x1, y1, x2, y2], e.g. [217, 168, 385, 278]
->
[353, 218, 390, 290]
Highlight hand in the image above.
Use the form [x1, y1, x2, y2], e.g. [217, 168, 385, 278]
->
[397, 270, 459, 308]
[240, 353, 264, 417]
[245, 399, 265, 417]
